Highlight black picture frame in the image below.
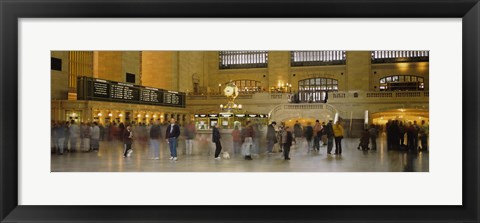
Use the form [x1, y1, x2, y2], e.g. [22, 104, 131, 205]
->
[1, 0, 478, 222]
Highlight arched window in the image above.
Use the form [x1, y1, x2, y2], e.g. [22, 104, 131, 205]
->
[297, 78, 338, 103]
[291, 51, 346, 66]
[231, 80, 262, 93]
[371, 50, 429, 63]
[379, 75, 425, 91]
[219, 51, 268, 69]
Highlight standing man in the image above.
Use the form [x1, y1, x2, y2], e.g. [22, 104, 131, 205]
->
[166, 118, 180, 161]
[266, 121, 277, 154]
[212, 123, 222, 159]
[149, 120, 161, 159]
[184, 121, 196, 156]
[332, 120, 344, 155]
[325, 120, 334, 155]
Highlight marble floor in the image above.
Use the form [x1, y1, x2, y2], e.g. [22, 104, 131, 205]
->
[51, 136, 429, 172]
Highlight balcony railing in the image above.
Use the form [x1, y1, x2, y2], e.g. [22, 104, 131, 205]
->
[186, 91, 428, 102]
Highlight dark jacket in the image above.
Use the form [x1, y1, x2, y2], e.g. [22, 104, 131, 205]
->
[166, 124, 180, 139]
[123, 129, 133, 144]
[293, 123, 303, 137]
[149, 124, 161, 139]
[304, 126, 314, 141]
[212, 127, 221, 143]
[266, 124, 276, 141]
[325, 123, 334, 138]
[285, 131, 293, 148]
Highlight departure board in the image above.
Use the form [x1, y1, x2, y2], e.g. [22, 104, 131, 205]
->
[78, 77, 185, 108]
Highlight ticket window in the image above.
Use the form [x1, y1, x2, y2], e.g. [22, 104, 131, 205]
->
[209, 119, 218, 129]
[65, 110, 82, 124]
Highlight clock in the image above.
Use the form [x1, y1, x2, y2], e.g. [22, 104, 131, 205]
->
[223, 84, 239, 98]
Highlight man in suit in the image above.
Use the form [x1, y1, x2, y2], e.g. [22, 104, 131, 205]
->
[166, 118, 181, 161]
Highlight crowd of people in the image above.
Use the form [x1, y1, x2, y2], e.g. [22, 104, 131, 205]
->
[383, 119, 429, 152]
[51, 117, 429, 162]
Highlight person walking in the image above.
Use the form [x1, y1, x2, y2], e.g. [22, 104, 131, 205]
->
[313, 120, 322, 151]
[419, 120, 429, 151]
[368, 124, 378, 150]
[69, 120, 79, 152]
[55, 122, 66, 155]
[242, 121, 255, 160]
[332, 120, 344, 155]
[304, 122, 314, 153]
[293, 120, 303, 148]
[122, 125, 133, 158]
[266, 121, 277, 154]
[166, 118, 180, 161]
[90, 122, 100, 152]
[283, 126, 293, 160]
[231, 125, 242, 155]
[149, 121, 161, 159]
[212, 123, 222, 159]
[184, 121, 196, 156]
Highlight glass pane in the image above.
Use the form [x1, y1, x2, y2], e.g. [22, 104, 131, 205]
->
[393, 76, 399, 82]
[316, 78, 320, 85]
[405, 76, 411, 82]
[380, 78, 385, 84]
[411, 76, 417, 81]
[419, 77, 424, 82]
[321, 79, 326, 84]
[327, 79, 332, 84]
[310, 79, 315, 84]
[386, 77, 391, 82]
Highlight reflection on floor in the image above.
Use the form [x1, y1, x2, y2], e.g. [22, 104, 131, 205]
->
[51, 137, 428, 172]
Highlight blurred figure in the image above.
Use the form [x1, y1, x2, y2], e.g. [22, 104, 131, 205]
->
[304, 122, 314, 152]
[242, 121, 255, 160]
[398, 121, 405, 146]
[81, 122, 91, 152]
[63, 121, 70, 151]
[231, 125, 242, 155]
[293, 120, 303, 147]
[358, 129, 370, 150]
[313, 120, 322, 151]
[166, 118, 180, 161]
[212, 123, 222, 159]
[90, 122, 100, 152]
[325, 121, 334, 154]
[149, 121, 161, 159]
[419, 120, 429, 151]
[184, 121, 196, 156]
[266, 121, 277, 154]
[368, 124, 378, 150]
[55, 122, 66, 155]
[321, 121, 328, 146]
[69, 120, 79, 152]
[123, 125, 133, 158]
[282, 126, 293, 160]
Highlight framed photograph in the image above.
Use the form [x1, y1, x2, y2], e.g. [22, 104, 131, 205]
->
[1, 0, 479, 222]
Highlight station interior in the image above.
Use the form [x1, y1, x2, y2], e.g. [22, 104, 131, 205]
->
[51, 50, 429, 172]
